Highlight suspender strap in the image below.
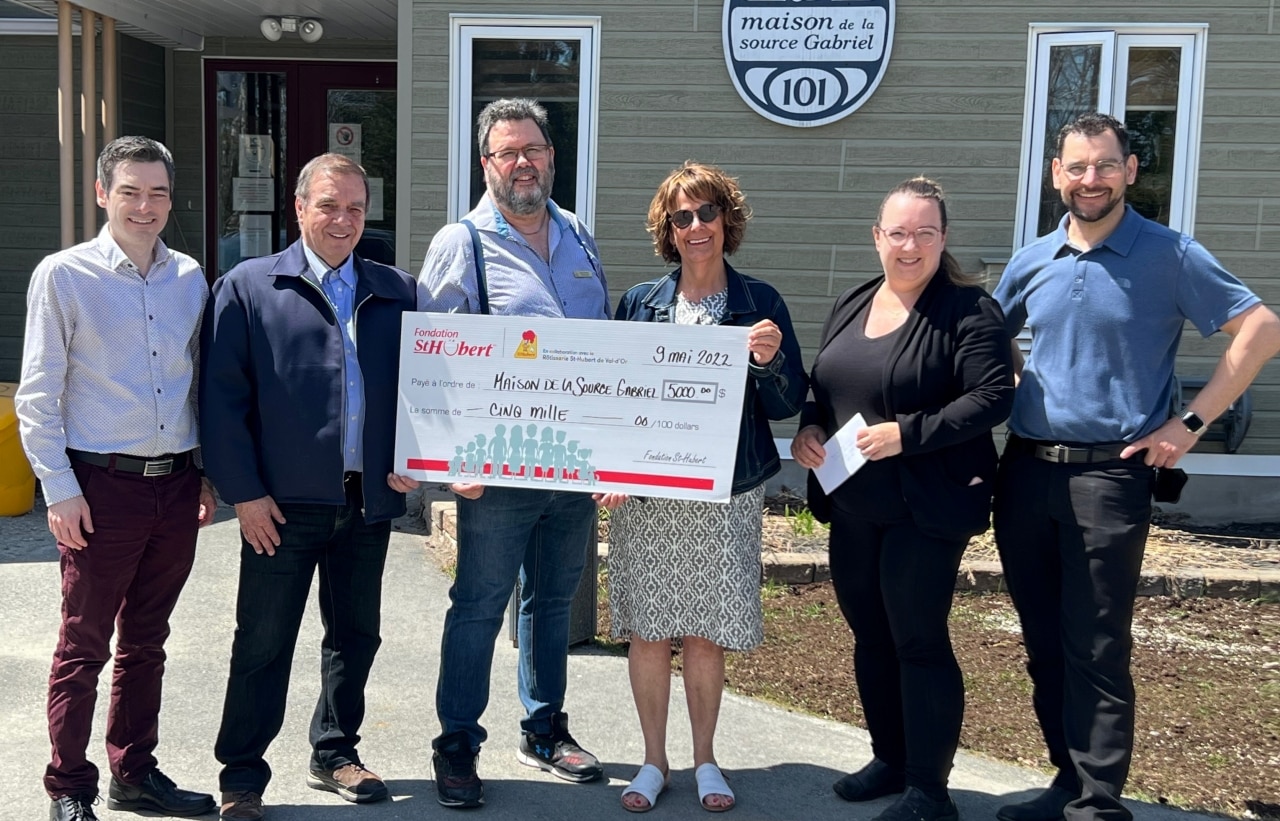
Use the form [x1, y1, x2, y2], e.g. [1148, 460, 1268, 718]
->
[460, 218, 490, 315]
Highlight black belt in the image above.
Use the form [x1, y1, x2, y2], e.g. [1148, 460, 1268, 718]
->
[68, 449, 193, 476]
[1007, 436, 1130, 465]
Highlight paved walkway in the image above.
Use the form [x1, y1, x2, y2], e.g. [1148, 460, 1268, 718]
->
[1, 499, 1218, 821]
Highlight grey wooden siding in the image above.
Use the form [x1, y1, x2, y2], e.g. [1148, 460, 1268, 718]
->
[0, 33, 99, 381]
[0, 32, 174, 382]
[408, 0, 1279, 453]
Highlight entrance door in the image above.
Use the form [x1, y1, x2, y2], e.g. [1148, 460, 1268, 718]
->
[204, 60, 396, 278]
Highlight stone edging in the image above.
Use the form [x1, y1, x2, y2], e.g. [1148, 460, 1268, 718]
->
[428, 502, 1279, 601]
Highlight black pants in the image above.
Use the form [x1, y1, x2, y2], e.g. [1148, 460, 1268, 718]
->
[215, 500, 391, 794]
[993, 449, 1153, 821]
[828, 510, 967, 798]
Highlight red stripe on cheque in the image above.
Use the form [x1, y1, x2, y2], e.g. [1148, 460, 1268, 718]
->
[595, 471, 714, 490]
[405, 460, 713, 491]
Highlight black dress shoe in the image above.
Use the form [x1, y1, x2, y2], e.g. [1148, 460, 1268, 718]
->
[833, 757, 906, 802]
[872, 786, 959, 821]
[107, 768, 216, 816]
[996, 786, 1076, 821]
[50, 795, 99, 821]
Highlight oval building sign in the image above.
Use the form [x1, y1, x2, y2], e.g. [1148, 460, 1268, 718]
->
[723, 0, 895, 128]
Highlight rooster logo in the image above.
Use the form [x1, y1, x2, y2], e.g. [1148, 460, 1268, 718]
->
[515, 329, 538, 359]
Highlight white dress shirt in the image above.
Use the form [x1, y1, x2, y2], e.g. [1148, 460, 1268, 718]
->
[16, 226, 208, 504]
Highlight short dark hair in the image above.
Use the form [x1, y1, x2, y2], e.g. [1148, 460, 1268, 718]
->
[476, 98, 552, 156]
[295, 153, 370, 203]
[646, 161, 752, 264]
[877, 176, 979, 288]
[1056, 112, 1130, 157]
[97, 136, 175, 191]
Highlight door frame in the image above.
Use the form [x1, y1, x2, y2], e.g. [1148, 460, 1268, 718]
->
[202, 58, 396, 278]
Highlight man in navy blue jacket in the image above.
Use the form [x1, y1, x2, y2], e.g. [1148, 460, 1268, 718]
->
[200, 153, 416, 821]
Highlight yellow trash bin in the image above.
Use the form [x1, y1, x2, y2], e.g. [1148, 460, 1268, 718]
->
[0, 388, 36, 516]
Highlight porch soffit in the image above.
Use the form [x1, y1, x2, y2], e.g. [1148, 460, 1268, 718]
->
[6, 0, 396, 50]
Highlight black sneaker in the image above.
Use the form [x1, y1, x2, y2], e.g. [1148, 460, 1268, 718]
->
[49, 795, 99, 821]
[872, 786, 959, 821]
[107, 768, 215, 816]
[516, 712, 603, 783]
[432, 731, 484, 809]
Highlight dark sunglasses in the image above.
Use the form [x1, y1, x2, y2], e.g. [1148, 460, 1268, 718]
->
[669, 203, 723, 229]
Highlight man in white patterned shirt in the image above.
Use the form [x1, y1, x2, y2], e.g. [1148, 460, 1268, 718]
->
[17, 136, 217, 821]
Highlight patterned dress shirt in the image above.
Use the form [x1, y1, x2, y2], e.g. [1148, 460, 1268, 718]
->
[16, 226, 207, 504]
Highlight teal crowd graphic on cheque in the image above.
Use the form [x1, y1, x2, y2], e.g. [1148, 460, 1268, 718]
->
[448, 423, 597, 484]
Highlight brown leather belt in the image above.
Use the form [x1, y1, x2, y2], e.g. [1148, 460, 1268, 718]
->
[67, 449, 193, 476]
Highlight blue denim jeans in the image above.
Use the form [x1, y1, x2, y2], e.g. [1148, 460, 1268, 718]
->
[216, 500, 390, 794]
[435, 486, 596, 748]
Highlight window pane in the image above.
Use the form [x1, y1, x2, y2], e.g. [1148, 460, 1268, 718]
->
[1124, 47, 1181, 226]
[214, 71, 287, 276]
[1037, 45, 1102, 236]
[470, 39, 580, 211]
[328, 89, 397, 263]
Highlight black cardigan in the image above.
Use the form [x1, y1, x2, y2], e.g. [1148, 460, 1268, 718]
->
[800, 270, 1015, 540]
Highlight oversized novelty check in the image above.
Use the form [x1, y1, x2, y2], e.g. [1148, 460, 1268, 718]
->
[394, 312, 751, 502]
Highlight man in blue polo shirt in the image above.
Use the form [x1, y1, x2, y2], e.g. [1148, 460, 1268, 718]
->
[992, 112, 1280, 821]
[406, 97, 620, 811]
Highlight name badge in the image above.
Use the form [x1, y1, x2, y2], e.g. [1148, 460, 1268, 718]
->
[573, 270, 594, 278]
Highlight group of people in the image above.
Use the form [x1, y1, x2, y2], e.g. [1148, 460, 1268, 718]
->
[16, 100, 1278, 821]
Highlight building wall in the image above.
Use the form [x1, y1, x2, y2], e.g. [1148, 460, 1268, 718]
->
[409, 0, 1280, 455]
[0, 34, 63, 380]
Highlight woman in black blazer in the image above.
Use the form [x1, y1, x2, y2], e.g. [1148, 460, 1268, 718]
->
[792, 177, 1014, 821]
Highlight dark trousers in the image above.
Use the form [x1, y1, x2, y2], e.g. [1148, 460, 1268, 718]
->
[45, 461, 201, 798]
[993, 449, 1153, 821]
[828, 509, 967, 798]
[215, 497, 390, 794]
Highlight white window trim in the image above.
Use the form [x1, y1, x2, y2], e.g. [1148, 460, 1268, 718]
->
[448, 14, 602, 230]
[1013, 23, 1209, 249]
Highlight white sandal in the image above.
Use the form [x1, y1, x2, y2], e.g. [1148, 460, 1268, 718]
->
[621, 763, 668, 813]
[695, 762, 735, 813]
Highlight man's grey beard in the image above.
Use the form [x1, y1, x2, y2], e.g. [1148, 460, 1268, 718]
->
[488, 163, 555, 216]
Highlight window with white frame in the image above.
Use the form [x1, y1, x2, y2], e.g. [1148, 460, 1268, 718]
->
[449, 15, 601, 228]
[1014, 24, 1208, 248]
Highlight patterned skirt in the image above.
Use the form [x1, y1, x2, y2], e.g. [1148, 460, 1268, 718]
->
[607, 483, 765, 651]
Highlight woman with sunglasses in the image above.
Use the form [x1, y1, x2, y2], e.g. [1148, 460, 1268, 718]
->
[791, 177, 1014, 821]
[610, 161, 806, 813]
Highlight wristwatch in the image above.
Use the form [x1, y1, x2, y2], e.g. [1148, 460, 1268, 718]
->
[1180, 410, 1208, 436]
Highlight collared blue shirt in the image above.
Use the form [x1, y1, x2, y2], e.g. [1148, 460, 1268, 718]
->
[416, 193, 609, 319]
[994, 205, 1259, 443]
[303, 244, 365, 472]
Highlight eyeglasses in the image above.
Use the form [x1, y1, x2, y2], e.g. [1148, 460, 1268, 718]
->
[1060, 160, 1126, 180]
[483, 144, 551, 164]
[669, 203, 723, 229]
[877, 226, 942, 247]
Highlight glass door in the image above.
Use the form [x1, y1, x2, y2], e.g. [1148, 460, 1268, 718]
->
[204, 60, 397, 277]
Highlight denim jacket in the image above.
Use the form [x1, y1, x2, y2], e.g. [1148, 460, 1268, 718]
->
[614, 264, 808, 494]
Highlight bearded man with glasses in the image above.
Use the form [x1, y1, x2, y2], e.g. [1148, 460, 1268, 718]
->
[400, 97, 620, 811]
[992, 111, 1280, 821]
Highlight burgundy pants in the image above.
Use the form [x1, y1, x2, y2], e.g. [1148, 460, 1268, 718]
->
[45, 459, 201, 798]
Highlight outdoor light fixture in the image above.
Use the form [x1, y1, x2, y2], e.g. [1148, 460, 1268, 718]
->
[259, 16, 324, 43]
[298, 18, 324, 43]
[259, 17, 282, 41]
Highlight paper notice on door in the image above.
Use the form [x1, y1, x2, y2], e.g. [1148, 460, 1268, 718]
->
[238, 134, 274, 177]
[232, 177, 275, 211]
[367, 178, 384, 221]
[813, 412, 869, 494]
[329, 123, 361, 163]
[238, 214, 273, 258]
